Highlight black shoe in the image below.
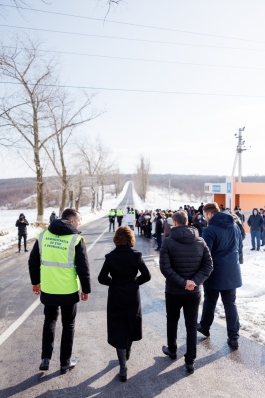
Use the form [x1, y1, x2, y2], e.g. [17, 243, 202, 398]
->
[197, 323, 210, 337]
[250, 248, 255, 251]
[24, 249, 29, 252]
[154, 248, 160, 251]
[227, 338, 239, 349]
[17, 250, 22, 253]
[257, 248, 260, 251]
[261, 244, 264, 246]
[162, 345, 177, 360]
[60, 360, 77, 374]
[185, 363, 194, 374]
[39, 358, 49, 371]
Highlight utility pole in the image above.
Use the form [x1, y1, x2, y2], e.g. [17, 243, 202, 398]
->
[232, 127, 250, 182]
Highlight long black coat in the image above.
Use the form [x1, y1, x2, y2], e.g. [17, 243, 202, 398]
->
[98, 246, 151, 349]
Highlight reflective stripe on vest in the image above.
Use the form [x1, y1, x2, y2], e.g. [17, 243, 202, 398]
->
[38, 230, 79, 269]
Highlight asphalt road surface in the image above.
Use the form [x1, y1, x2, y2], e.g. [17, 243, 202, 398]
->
[0, 182, 265, 397]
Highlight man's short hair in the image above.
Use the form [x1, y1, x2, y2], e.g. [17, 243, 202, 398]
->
[172, 210, 188, 226]
[62, 208, 80, 220]
[203, 202, 220, 215]
[114, 226, 135, 247]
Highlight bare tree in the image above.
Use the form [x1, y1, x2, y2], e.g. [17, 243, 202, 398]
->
[112, 169, 125, 197]
[0, 35, 60, 221]
[0, 1, 49, 17]
[42, 90, 99, 217]
[79, 139, 117, 212]
[133, 155, 150, 202]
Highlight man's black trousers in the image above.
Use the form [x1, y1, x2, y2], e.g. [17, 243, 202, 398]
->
[18, 234, 27, 250]
[109, 221, 115, 232]
[166, 292, 201, 364]
[42, 304, 77, 366]
[200, 286, 239, 339]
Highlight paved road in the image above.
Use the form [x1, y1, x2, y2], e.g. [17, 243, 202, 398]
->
[0, 182, 265, 397]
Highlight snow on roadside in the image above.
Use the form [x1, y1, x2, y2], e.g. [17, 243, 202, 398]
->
[0, 181, 130, 253]
[144, 185, 202, 211]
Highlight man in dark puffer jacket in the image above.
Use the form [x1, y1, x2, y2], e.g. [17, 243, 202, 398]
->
[160, 210, 213, 374]
[198, 202, 242, 350]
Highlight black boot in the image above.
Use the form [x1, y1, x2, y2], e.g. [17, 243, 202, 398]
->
[60, 360, 77, 374]
[116, 349, 127, 382]
[39, 358, 50, 371]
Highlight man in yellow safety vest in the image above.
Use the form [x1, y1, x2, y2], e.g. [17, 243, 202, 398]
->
[108, 209, 116, 232]
[116, 208, 123, 227]
[28, 208, 90, 374]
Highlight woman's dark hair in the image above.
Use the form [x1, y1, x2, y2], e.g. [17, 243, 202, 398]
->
[62, 208, 80, 220]
[113, 226, 135, 247]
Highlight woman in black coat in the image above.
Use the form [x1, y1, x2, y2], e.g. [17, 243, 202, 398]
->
[98, 226, 151, 382]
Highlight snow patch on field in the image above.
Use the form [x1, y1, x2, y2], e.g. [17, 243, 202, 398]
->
[0, 181, 130, 253]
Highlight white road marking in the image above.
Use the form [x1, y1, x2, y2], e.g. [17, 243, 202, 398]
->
[0, 227, 109, 347]
[0, 297, 40, 346]
[87, 227, 108, 253]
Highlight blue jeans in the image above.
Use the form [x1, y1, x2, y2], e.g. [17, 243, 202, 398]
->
[251, 230, 260, 249]
[200, 287, 240, 340]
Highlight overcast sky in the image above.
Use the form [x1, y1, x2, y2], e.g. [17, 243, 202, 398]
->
[1, 0, 265, 179]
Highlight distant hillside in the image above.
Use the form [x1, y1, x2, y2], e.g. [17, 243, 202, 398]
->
[0, 178, 36, 208]
[1, 175, 265, 208]
[126, 174, 265, 201]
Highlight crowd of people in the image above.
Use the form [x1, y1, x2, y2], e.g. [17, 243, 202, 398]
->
[26, 201, 265, 382]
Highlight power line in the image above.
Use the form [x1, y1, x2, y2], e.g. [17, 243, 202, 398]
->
[2, 3, 265, 45]
[2, 45, 265, 71]
[1, 81, 265, 98]
[1, 24, 265, 52]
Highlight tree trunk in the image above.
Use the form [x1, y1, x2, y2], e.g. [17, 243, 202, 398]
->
[75, 179, 82, 211]
[69, 190, 74, 208]
[59, 183, 67, 217]
[99, 183, 104, 210]
[35, 150, 44, 222]
[91, 186, 95, 212]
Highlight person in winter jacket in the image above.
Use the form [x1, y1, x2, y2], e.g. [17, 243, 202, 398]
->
[262, 210, 265, 248]
[108, 209, 116, 232]
[198, 202, 204, 215]
[163, 212, 173, 238]
[49, 211, 58, 224]
[234, 207, 245, 224]
[155, 213, 163, 251]
[232, 214, 245, 264]
[193, 211, 206, 237]
[197, 202, 242, 350]
[138, 214, 146, 236]
[15, 213, 29, 252]
[98, 226, 151, 382]
[28, 208, 90, 373]
[160, 210, 213, 374]
[247, 208, 263, 251]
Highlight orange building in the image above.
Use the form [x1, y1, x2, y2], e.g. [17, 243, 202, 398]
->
[204, 177, 265, 232]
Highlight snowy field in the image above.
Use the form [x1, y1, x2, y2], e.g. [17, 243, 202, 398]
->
[0, 181, 130, 252]
[133, 185, 202, 211]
